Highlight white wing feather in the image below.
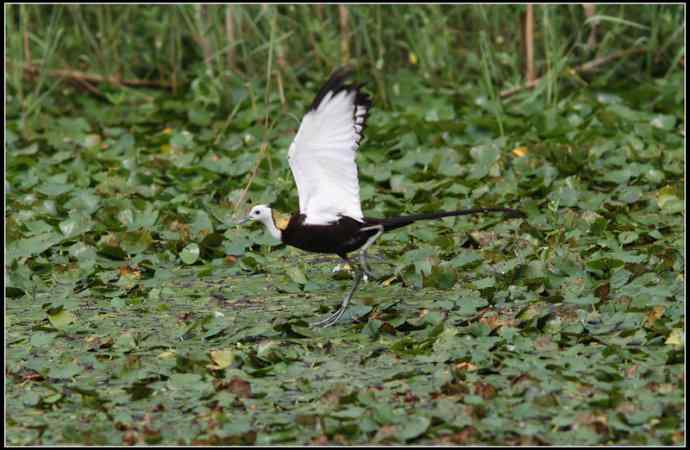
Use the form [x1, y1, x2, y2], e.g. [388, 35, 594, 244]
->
[288, 82, 370, 225]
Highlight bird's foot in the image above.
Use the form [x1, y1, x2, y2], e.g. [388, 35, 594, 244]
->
[310, 307, 347, 328]
[314, 262, 363, 328]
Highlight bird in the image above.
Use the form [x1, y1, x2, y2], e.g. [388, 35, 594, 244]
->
[237, 67, 524, 328]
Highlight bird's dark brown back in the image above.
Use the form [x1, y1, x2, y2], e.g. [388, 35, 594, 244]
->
[282, 214, 374, 256]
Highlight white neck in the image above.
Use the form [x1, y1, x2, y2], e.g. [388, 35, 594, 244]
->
[260, 216, 282, 241]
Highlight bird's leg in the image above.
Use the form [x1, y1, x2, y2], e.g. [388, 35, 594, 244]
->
[358, 224, 384, 280]
[311, 259, 364, 328]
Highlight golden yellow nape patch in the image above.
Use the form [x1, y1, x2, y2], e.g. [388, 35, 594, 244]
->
[272, 210, 290, 231]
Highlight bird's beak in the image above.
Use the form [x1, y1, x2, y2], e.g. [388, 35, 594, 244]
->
[234, 216, 251, 225]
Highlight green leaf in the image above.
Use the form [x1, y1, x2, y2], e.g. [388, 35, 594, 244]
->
[397, 415, 431, 441]
[586, 257, 624, 271]
[286, 266, 308, 285]
[180, 243, 200, 265]
[468, 139, 502, 180]
[48, 308, 75, 330]
[618, 231, 638, 245]
[59, 213, 93, 238]
[564, 293, 600, 305]
[650, 114, 676, 130]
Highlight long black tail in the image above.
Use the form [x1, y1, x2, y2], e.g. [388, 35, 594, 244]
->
[368, 207, 524, 232]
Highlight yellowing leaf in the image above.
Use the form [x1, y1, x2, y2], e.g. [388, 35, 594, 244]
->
[454, 362, 478, 372]
[48, 309, 75, 330]
[512, 146, 528, 157]
[82, 134, 102, 148]
[645, 305, 665, 327]
[119, 265, 141, 279]
[208, 349, 235, 370]
[665, 328, 684, 347]
[381, 276, 398, 287]
[656, 185, 680, 209]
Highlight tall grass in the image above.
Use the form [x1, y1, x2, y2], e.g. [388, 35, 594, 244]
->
[5, 4, 685, 130]
[6, 5, 66, 135]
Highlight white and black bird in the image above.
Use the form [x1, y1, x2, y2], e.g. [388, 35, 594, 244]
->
[238, 67, 523, 328]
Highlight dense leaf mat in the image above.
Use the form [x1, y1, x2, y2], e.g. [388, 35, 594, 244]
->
[6, 72, 684, 444]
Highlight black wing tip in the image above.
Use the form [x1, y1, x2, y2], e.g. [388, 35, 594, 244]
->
[354, 83, 373, 110]
[352, 86, 373, 145]
[308, 66, 374, 146]
[309, 66, 372, 113]
[305, 66, 374, 148]
[309, 66, 352, 112]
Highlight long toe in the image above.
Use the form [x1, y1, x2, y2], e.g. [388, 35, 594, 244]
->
[311, 308, 346, 328]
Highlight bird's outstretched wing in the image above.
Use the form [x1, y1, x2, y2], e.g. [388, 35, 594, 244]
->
[288, 67, 372, 225]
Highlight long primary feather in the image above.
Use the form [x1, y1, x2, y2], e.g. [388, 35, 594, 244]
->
[288, 67, 372, 225]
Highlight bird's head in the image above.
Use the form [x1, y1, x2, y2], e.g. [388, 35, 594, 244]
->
[237, 204, 273, 225]
[236, 204, 284, 241]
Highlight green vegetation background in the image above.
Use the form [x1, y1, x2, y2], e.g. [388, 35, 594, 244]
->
[5, 4, 685, 445]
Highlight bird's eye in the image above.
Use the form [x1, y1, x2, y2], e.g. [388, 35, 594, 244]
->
[254, 211, 260, 215]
